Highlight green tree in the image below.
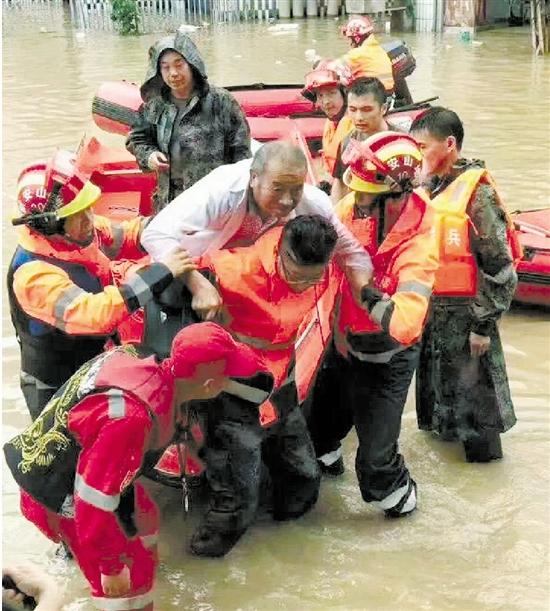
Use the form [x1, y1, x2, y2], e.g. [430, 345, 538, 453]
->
[111, 0, 141, 35]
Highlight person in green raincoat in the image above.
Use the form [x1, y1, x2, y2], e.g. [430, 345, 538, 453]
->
[126, 32, 251, 213]
[411, 107, 519, 462]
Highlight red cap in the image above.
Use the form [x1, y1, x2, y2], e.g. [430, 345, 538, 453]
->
[166, 322, 269, 381]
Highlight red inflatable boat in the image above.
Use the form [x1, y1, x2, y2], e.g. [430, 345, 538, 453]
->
[511, 209, 550, 308]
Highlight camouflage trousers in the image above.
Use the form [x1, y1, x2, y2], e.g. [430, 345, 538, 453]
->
[416, 301, 517, 442]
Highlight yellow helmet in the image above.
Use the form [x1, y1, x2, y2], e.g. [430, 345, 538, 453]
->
[342, 131, 422, 194]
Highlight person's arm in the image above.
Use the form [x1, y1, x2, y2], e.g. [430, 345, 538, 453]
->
[95, 215, 150, 261]
[468, 183, 517, 355]
[70, 393, 153, 581]
[224, 93, 252, 162]
[13, 250, 195, 335]
[140, 166, 231, 260]
[3, 564, 64, 610]
[125, 104, 165, 173]
[361, 218, 438, 346]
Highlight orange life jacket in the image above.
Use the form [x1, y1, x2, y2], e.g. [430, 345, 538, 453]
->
[322, 116, 354, 176]
[335, 188, 437, 355]
[202, 227, 336, 423]
[432, 168, 523, 297]
[342, 36, 395, 93]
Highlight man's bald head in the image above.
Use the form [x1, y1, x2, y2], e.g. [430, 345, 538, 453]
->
[250, 141, 308, 176]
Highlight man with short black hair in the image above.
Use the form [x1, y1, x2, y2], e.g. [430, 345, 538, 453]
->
[411, 106, 521, 462]
[188, 214, 339, 557]
[331, 77, 391, 204]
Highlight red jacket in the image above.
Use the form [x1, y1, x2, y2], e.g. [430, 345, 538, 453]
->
[66, 349, 174, 576]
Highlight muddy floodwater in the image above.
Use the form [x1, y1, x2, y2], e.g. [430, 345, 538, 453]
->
[2, 4, 550, 610]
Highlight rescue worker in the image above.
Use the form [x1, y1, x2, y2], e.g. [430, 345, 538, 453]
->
[331, 77, 392, 204]
[8, 159, 196, 420]
[126, 32, 251, 212]
[4, 322, 274, 611]
[335, 15, 394, 95]
[306, 132, 438, 514]
[141, 141, 373, 322]
[410, 107, 520, 462]
[301, 62, 353, 181]
[188, 215, 339, 557]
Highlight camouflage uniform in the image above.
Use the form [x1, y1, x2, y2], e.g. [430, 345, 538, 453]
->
[416, 159, 517, 460]
[126, 33, 251, 213]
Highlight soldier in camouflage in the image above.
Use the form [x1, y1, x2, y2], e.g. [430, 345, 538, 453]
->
[126, 32, 251, 213]
[411, 107, 518, 462]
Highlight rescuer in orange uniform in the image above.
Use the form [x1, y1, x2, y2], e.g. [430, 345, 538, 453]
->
[301, 63, 353, 182]
[8, 156, 196, 420]
[335, 15, 395, 94]
[4, 322, 273, 611]
[411, 107, 521, 462]
[306, 132, 438, 515]
[187, 215, 339, 557]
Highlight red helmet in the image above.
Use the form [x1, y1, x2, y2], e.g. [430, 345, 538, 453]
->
[17, 151, 101, 218]
[342, 131, 422, 194]
[302, 61, 341, 101]
[342, 16, 374, 44]
[15, 149, 101, 232]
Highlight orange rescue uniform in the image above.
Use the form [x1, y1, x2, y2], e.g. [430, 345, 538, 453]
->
[340, 36, 395, 93]
[335, 188, 438, 359]
[322, 115, 354, 176]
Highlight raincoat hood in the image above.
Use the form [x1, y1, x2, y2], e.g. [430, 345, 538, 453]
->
[140, 33, 208, 102]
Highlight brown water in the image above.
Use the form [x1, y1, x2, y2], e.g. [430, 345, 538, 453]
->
[2, 5, 550, 610]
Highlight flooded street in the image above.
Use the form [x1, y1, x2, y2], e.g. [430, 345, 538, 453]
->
[2, 4, 550, 610]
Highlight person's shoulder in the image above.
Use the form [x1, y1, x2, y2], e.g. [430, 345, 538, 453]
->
[301, 183, 332, 210]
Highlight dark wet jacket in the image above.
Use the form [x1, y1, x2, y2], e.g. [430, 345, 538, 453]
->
[126, 33, 251, 213]
[416, 159, 517, 441]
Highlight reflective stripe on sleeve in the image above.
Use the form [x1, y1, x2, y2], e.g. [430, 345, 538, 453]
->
[370, 299, 392, 326]
[346, 343, 407, 364]
[107, 389, 126, 419]
[102, 224, 125, 260]
[53, 285, 86, 330]
[74, 473, 120, 512]
[125, 273, 153, 308]
[396, 280, 432, 299]
[92, 589, 154, 611]
[224, 379, 271, 405]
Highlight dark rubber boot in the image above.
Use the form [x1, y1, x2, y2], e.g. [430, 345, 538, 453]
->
[189, 525, 247, 558]
[464, 431, 503, 462]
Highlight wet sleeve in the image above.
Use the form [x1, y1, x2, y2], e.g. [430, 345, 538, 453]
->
[71, 393, 153, 576]
[96, 215, 149, 260]
[140, 170, 229, 260]
[362, 228, 438, 346]
[468, 184, 517, 335]
[224, 94, 252, 163]
[125, 104, 159, 172]
[12, 260, 173, 335]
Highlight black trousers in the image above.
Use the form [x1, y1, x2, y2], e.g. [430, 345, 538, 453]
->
[303, 340, 354, 458]
[200, 382, 320, 534]
[20, 375, 57, 421]
[307, 343, 419, 504]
